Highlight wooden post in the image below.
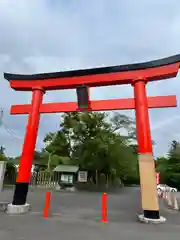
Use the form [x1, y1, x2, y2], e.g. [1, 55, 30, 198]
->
[12, 87, 44, 206]
[133, 79, 159, 219]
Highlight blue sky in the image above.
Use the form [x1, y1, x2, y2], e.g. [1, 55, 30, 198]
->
[0, 0, 180, 158]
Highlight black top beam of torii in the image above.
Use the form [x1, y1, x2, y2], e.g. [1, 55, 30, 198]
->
[4, 54, 180, 81]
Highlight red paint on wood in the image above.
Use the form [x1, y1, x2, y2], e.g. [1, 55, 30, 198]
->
[134, 80, 152, 153]
[9, 64, 179, 91]
[10, 95, 177, 115]
[16, 89, 44, 183]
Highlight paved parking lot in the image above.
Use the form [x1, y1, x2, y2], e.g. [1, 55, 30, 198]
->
[0, 187, 180, 240]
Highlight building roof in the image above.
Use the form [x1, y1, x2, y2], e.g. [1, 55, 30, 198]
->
[53, 165, 79, 173]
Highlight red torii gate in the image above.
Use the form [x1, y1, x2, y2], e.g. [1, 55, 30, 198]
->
[4, 54, 180, 221]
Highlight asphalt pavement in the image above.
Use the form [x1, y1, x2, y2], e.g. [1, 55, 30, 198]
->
[0, 187, 180, 240]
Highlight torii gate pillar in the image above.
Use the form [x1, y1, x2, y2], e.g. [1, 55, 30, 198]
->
[133, 79, 159, 220]
[7, 88, 44, 213]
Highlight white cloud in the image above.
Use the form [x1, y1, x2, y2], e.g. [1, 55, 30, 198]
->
[0, 0, 180, 158]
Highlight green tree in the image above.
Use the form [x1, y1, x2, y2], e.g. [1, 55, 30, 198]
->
[156, 140, 180, 189]
[43, 112, 139, 184]
[0, 145, 7, 161]
[44, 131, 70, 158]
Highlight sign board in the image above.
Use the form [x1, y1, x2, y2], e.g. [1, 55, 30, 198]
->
[156, 172, 160, 185]
[76, 86, 89, 109]
[78, 171, 88, 182]
[61, 174, 73, 183]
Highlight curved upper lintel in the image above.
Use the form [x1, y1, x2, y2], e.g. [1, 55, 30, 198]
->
[4, 54, 180, 81]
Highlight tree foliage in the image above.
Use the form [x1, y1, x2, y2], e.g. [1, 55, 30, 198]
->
[156, 140, 180, 189]
[4, 112, 140, 185]
[43, 112, 139, 184]
[0, 146, 6, 161]
[3, 111, 180, 188]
